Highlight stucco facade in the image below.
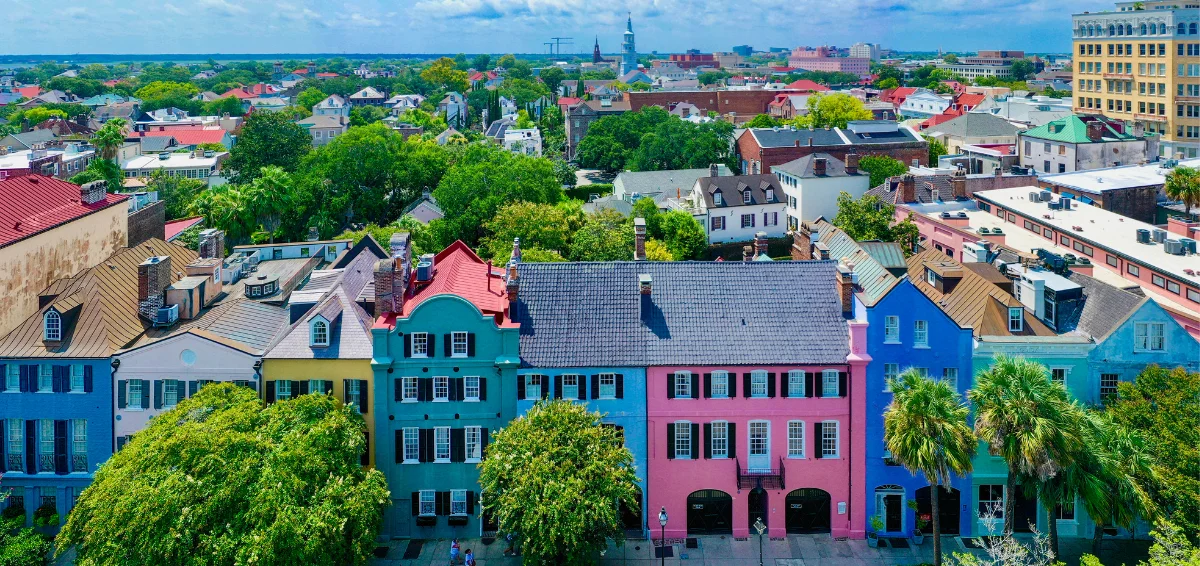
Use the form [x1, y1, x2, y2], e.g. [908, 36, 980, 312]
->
[262, 358, 376, 466]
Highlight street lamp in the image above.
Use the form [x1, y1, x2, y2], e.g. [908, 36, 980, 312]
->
[753, 517, 767, 566]
[658, 507, 668, 566]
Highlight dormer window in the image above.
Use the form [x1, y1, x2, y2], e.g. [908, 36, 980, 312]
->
[43, 310, 61, 342]
[714, 192, 723, 205]
[1008, 308, 1024, 332]
[310, 317, 330, 347]
[765, 188, 775, 202]
[743, 190, 752, 204]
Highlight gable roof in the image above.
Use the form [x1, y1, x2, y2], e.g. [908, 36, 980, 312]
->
[696, 174, 784, 208]
[810, 219, 901, 306]
[164, 216, 204, 241]
[865, 173, 967, 204]
[350, 86, 386, 100]
[0, 176, 129, 248]
[905, 249, 1053, 338]
[389, 241, 511, 324]
[773, 153, 861, 179]
[511, 261, 851, 367]
[134, 299, 290, 354]
[924, 112, 1021, 138]
[134, 128, 227, 146]
[1059, 271, 1146, 340]
[3, 129, 57, 150]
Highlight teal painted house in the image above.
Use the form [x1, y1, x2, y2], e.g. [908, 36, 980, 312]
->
[371, 237, 520, 539]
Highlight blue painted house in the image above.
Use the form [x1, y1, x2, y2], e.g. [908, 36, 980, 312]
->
[0, 239, 198, 527]
[807, 221, 976, 539]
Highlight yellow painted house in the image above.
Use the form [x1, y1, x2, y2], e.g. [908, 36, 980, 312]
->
[261, 237, 387, 467]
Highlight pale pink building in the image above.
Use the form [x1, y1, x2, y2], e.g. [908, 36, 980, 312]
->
[787, 47, 870, 79]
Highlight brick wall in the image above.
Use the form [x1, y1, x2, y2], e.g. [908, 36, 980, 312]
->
[736, 132, 929, 174]
[127, 200, 165, 247]
[628, 90, 781, 120]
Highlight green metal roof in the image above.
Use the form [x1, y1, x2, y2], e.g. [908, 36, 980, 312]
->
[811, 220, 902, 307]
[1021, 116, 1137, 143]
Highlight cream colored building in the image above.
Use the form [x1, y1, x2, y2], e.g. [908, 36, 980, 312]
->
[1072, 0, 1200, 159]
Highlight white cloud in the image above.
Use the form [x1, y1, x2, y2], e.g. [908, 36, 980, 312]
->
[196, 0, 248, 16]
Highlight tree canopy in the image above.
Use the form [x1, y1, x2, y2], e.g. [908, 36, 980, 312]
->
[791, 93, 874, 129]
[575, 107, 734, 174]
[225, 110, 312, 184]
[833, 192, 919, 254]
[858, 155, 908, 188]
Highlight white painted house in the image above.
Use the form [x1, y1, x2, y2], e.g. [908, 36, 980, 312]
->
[689, 168, 788, 244]
[502, 128, 542, 156]
[899, 89, 950, 119]
[772, 153, 871, 230]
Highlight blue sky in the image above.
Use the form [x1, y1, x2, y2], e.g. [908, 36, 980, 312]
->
[0, 0, 1111, 55]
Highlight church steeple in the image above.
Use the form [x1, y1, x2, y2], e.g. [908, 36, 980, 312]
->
[621, 12, 637, 75]
[593, 36, 603, 64]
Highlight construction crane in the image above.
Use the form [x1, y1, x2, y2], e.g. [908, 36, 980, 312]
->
[544, 42, 555, 54]
[550, 37, 574, 57]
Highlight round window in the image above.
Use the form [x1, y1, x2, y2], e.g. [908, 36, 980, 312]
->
[180, 349, 197, 366]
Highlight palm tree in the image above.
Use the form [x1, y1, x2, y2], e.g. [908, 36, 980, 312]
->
[1164, 166, 1200, 218]
[1030, 398, 1089, 557]
[1076, 411, 1157, 558]
[91, 118, 127, 162]
[884, 370, 976, 566]
[968, 355, 1083, 535]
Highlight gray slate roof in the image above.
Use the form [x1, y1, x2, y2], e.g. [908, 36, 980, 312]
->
[926, 112, 1021, 138]
[865, 174, 964, 204]
[138, 136, 176, 152]
[1061, 271, 1146, 340]
[581, 195, 634, 216]
[747, 127, 844, 148]
[811, 220, 900, 306]
[3, 129, 56, 150]
[512, 261, 850, 367]
[773, 153, 861, 179]
[614, 166, 728, 199]
[697, 174, 783, 209]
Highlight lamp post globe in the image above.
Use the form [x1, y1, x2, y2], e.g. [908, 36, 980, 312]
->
[658, 507, 668, 566]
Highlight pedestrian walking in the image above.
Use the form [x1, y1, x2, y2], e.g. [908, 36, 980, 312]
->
[450, 539, 461, 565]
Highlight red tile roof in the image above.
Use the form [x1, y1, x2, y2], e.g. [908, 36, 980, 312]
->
[880, 87, 917, 105]
[15, 86, 40, 99]
[164, 216, 204, 241]
[955, 93, 986, 109]
[785, 79, 831, 92]
[0, 175, 128, 248]
[376, 241, 514, 329]
[135, 128, 226, 145]
[316, 72, 339, 78]
[557, 96, 582, 109]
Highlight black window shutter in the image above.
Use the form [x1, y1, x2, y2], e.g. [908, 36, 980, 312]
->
[480, 428, 489, 456]
[420, 429, 433, 463]
[451, 428, 466, 463]
[83, 365, 93, 393]
[666, 423, 676, 459]
[53, 420, 68, 475]
[153, 380, 163, 409]
[188, 380, 198, 397]
[299, 380, 310, 396]
[780, 373, 789, 398]
[467, 334, 476, 356]
[448, 378, 460, 402]
[443, 334, 452, 357]
[814, 422, 823, 459]
[117, 380, 127, 408]
[361, 432, 370, 467]
[742, 374, 752, 398]
[435, 492, 445, 516]
[266, 381, 276, 403]
[728, 423, 737, 459]
[438, 491, 451, 516]
[553, 375, 562, 399]
[703, 423, 712, 459]
[403, 334, 411, 358]
[455, 378, 465, 402]
[394, 378, 402, 401]
[325, 380, 334, 395]
[590, 375, 599, 399]
[767, 373, 776, 398]
[411, 492, 420, 516]
[51, 365, 63, 393]
[691, 423, 701, 459]
[466, 491, 475, 514]
[691, 374, 701, 399]
[25, 420, 36, 474]
[703, 374, 712, 398]
[540, 376, 548, 399]
[479, 377, 487, 401]
[141, 380, 151, 409]
[0, 365, 5, 391]
[20, 365, 34, 392]
[117, 436, 127, 452]
[839, 372, 848, 397]
[667, 375, 675, 399]
[614, 374, 623, 399]
[416, 378, 427, 402]
[395, 430, 403, 464]
[807, 372, 817, 398]
[359, 380, 368, 413]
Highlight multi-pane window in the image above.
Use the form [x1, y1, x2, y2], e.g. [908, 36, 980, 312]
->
[884, 316, 900, 343]
[310, 379, 326, 394]
[128, 380, 145, 409]
[1055, 503, 1076, 521]
[433, 376, 449, 401]
[1135, 322, 1165, 351]
[1051, 368, 1067, 386]
[788, 370, 805, 397]
[675, 421, 691, 459]
[822, 370, 839, 397]
[979, 485, 1005, 518]
[434, 427, 451, 462]
[1009, 307, 1024, 332]
[163, 380, 180, 408]
[311, 320, 328, 346]
[451, 332, 468, 357]
[402, 377, 418, 401]
[7, 419, 22, 472]
[883, 364, 899, 388]
[913, 320, 929, 347]
[69, 365, 84, 392]
[750, 370, 768, 398]
[403, 428, 419, 463]
[418, 490, 436, 515]
[599, 373, 616, 399]
[71, 420, 87, 472]
[710, 371, 728, 398]
[942, 368, 958, 391]
[450, 489, 468, 515]
[411, 332, 429, 357]
[820, 421, 839, 457]
[346, 380, 362, 410]
[561, 374, 580, 400]
[1100, 374, 1119, 399]
[4, 365, 17, 392]
[674, 372, 692, 398]
[710, 421, 728, 458]
[524, 375, 541, 400]
[39, 420, 54, 472]
[37, 365, 52, 392]
[277, 380, 292, 401]
[464, 376, 480, 401]
[44, 311, 61, 341]
[465, 426, 482, 462]
[788, 421, 805, 458]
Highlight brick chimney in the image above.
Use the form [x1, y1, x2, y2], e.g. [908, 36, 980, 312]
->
[742, 245, 754, 262]
[198, 229, 225, 259]
[1086, 120, 1105, 142]
[951, 168, 967, 199]
[389, 232, 411, 300]
[374, 259, 395, 318]
[709, 163, 719, 177]
[506, 261, 520, 300]
[634, 217, 647, 260]
[845, 153, 859, 175]
[755, 231, 768, 258]
[838, 262, 855, 316]
[137, 256, 172, 320]
[900, 174, 916, 203]
[791, 224, 813, 260]
[80, 180, 106, 205]
[813, 156, 827, 177]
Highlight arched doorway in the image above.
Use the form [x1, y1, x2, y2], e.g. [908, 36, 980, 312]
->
[748, 488, 767, 529]
[620, 486, 643, 532]
[686, 490, 733, 535]
[784, 488, 831, 534]
[915, 485, 961, 535]
[874, 485, 905, 533]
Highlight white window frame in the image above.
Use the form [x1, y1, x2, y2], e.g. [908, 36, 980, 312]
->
[822, 369, 839, 397]
[1009, 307, 1024, 332]
[884, 364, 899, 391]
[163, 379, 180, 409]
[710, 421, 728, 459]
[7, 419, 22, 467]
[434, 427, 451, 463]
[69, 365, 84, 393]
[913, 320, 929, 347]
[1051, 367, 1068, 386]
[750, 370, 768, 398]
[39, 420, 54, 469]
[1134, 322, 1165, 351]
[347, 379, 362, 409]
[71, 420, 86, 471]
[310, 318, 329, 347]
[884, 315, 900, 343]
[418, 490, 436, 516]
[277, 379, 292, 401]
[451, 331, 468, 357]
[599, 373, 616, 399]
[674, 371, 692, 398]
[788, 420, 806, 459]
[464, 376, 480, 401]
[675, 420, 692, 459]
[43, 310, 61, 341]
[401, 377, 418, 402]
[403, 427, 419, 463]
[561, 374, 580, 400]
[821, 421, 840, 458]
[433, 376, 449, 402]
[128, 379, 144, 410]
[450, 489, 468, 515]
[787, 370, 805, 397]
[411, 332, 429, 357]
[710, 371, 729, 398]
[37, 364, 52, 392]
[465, 426, 482, 463]
[743, 190, 752, 204]
[942, 368, 959, 391]
[524, 374, 541, 400]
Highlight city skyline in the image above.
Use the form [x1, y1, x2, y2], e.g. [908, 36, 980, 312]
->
[0, 0, 1113, 56]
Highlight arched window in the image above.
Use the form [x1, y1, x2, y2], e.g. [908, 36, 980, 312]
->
[1141, 23, 1147, 35]
[1087, 25, 1094, 36]
[310, 318, 329, 347]
[1149, 23, 1157, 34]
[1126, 24, 1133, 35]
[43, 310, 61, 341]
[1109, 24, 1117, 36]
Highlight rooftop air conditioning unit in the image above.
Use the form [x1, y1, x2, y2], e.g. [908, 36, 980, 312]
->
[1029, 191, 1041, 202]
[1165, 240, 1185, 255]
[154, 304, 179, 327]
[1136, 229, 1151, 244]
[1153, 229, 1168, 243]
[1180, 238, 1197, 255]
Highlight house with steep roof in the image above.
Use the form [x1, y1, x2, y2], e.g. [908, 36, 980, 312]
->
[0, 129, 57, 152]
[773, 153, 869, 228]
[349, 86, 387, 107]
[1018, 115, 1152, 173]
[920, 112, 1023, 154]
[565, 97, 631, 160]
[313, 94, 350, 117]
[403, 191, 443, 225]
[690, 169, 787, 243]
[296, 115, 348, 147]
[437, 92, 468, 129]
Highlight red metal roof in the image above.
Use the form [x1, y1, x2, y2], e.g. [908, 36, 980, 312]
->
[164, 216, 204, 241]
[136, 128, 226, 145]
[955, 93, 986, 109]
[0, 175, 128, 248]
[15, 86, 40, 99]
[376, 241, 514, 329]
[785, 79, 831, 92]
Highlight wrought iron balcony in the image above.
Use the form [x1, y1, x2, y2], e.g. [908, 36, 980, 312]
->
[38, 454, 55, 473]
[6, 454, 23, 472]
[72, 454, 88, 473]
[736, 457, 786, 491]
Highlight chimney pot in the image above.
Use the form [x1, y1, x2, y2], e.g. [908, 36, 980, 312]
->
[838, 263, 855, 315]
[845, 153, 859, 175]
[951, 168, 967, 199]
[709, 163, 719, 177]
[813, 156, 827, 176]
[791, 224, 813, 261]
[900, 174, 916, 203]
[755, 231, 768, 258]
[634, 217, 647, 261]
[742, 245, 754, 262]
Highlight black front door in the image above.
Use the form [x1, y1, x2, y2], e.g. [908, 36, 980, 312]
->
[884, 494, 903, 532]
[1013, 487, 1038, 533]
[748, 488, 768, 530]
[620, 487, 643, 531]
[785, 489, 831, 534]
[687, 490, 733, 535]
[916, 486, 961, 535]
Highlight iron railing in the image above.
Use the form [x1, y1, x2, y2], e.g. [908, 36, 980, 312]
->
[38, 454, 55, 473]
[736, 457, 786, 490]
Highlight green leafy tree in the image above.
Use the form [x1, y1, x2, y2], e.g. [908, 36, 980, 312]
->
[574, 135, 628, 175]
[631, 198, 663, 239]
[1164, 166, 1200, 218]
[968, 355, 1083, 536]
[659, 210, 707, 260]
[857, 155, 908, 188]
[226, 110, 312, 183]
[519, 248, 567, 262]
[1009, 59, 1036, 81]
[0, 517, 51, 566]
[568, 209, 633, 261]
[884, 370, 976, 566]
[398, 108, 449, 135]
[471, 54, 491, 71]
[481, 201, 577, 262]
[90, 117, 127, 161]
[698, 71, 729, 86]
[790, 93, 874, 129]
[243, 166, 295, 242]
[1140, 521, 1200, 565]
[189, 184, 256, 244]
[147, 168, 206, 220]
[479, 400, 639, 566]
[496, 54, 517, 69]
[943, 54, 959, 64]
[926, 136, 948, 166]
[202, 96, 245, 117]
[18, 107, 67, 126]
[644, 239, 673, 260]
[744, 114, 783, 128]
[56, 384, 389, 566]
[539, 66, 567, 94]
[69, 158, 123, 190]
[1106, 365, 1200, 540]
[876, 77, 900, 90]
[296, 87, 328, 110]
[134, 80, 200, 101]
[833, 192, 920, 254]
[420, 57, 469, 93]
[349, 105, 388, 127]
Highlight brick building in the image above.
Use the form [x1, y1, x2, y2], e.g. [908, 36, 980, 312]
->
[628, 90, 782, 123]
[736, 121, 928, 174]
